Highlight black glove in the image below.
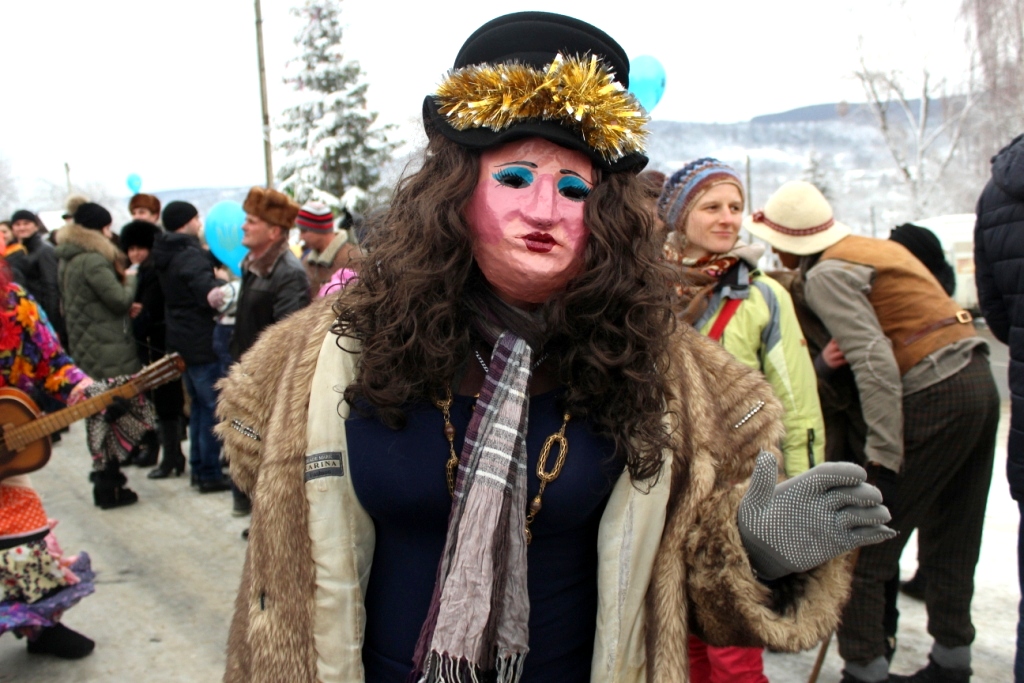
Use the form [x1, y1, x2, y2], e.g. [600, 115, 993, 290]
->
[866, 463, 899, 516]
[104, 396, 132, 423]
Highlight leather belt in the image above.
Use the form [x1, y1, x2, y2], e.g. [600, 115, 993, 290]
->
[902, 310, 973, 346]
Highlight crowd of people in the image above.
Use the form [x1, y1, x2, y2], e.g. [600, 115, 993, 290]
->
[0, 8, 1020, 683]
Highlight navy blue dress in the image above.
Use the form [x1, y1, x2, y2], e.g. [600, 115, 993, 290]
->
[346, 389, 622, 682]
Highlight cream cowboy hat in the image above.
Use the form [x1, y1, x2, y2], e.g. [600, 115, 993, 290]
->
[743, 180, 852, 255]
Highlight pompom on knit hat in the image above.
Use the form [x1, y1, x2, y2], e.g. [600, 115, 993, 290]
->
[162, 201, 198, 232]
[242, 187, 300, 229]
[295, 202, 334, 233]
[742, 180, 852, 255]
[63, 194, 90, 219]
[119, 220, 162, 253]
[129, 193, 161, 217]
[657, 158, 745, 231]
[73, 203, 113, 231]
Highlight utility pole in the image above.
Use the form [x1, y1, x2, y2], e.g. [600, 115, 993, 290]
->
[64, 162, 71, 195]
[254, 0, 274, 187]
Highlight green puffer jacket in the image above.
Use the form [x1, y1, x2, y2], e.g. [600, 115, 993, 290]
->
[55, 223, 140, 379]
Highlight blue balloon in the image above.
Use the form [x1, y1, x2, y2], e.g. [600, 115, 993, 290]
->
[126, 173, 143, 194]
[629, 55, 667, 113]
[204, 201, 248, 277]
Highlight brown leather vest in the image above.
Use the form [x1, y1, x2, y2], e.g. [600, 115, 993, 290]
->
[819, 235, 974, 375]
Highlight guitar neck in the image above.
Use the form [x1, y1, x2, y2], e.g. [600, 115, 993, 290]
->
[5, 382, 141, 451]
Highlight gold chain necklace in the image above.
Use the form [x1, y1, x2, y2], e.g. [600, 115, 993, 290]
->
[435, 385, 570, 544]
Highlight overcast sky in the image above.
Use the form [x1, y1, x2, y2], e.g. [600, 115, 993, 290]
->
[0, 0, 971, 205]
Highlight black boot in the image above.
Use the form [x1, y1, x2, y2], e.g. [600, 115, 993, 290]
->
[26, 623, 95, 659]
[148, 417, 185, 479]
[890, 656, 971, 682]
[133, 429, 160, 468]
[90, 461, 139, 509]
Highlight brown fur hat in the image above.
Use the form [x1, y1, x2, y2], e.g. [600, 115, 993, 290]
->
[242, 187, 300, 229]
[129, 193, 161, 216]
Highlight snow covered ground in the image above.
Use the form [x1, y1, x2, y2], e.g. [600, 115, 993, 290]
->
[765, 398, 1019, 682]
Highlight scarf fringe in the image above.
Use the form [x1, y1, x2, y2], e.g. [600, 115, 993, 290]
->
[417, 652, 526, 683]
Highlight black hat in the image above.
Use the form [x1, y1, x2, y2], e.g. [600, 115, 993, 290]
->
[889, 223, 956, 296]
[119, 220, 162, 252]
[74, 203, 113, 231]
[422, 11, 648, 173]
[162, 201, 199, 232]
[10, 209, 41, 226]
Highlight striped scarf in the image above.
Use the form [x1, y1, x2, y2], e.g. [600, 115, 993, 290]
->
[412, 328, 534, 682]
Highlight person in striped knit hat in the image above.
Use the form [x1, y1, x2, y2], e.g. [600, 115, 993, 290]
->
[658, 159, 825, 683]
[296, 201, 359, 300]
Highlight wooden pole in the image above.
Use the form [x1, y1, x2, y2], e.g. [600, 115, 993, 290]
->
[254, 0, 274, 188]
[807, 631, 832, 683]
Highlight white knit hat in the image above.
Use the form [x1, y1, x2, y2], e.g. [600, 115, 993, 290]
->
[743, 181, 851, 255]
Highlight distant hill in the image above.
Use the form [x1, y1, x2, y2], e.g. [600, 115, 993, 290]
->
[751, 102, 876, 125]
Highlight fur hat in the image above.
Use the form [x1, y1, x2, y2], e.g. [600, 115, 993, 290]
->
[242, 187, 300, 229]
[422, 11, 648, 173]
[658, 158, 745, 231]
[162, 201, 199, 232]
[73, 203, 113, 231]
[129, 193, 162, 217]
[119, 220, 162, 252]
[296, 202, 334, 232]
[63, 194, 90, 219]
[742, 181, 852, 256]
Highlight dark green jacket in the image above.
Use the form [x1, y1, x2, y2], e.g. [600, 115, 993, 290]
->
[55, 223, 140, 379]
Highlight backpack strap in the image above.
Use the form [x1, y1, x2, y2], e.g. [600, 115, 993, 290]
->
[707, 297, 743, 342]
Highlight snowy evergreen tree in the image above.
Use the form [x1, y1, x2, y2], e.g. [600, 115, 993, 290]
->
[276, 0, 398, 214]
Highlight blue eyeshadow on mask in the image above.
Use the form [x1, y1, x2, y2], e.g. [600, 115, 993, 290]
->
[558, 176, 591, 201]
[492, 166, 535, 188]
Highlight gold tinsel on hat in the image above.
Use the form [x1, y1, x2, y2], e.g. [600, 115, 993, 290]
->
[434, 53, 649, 163]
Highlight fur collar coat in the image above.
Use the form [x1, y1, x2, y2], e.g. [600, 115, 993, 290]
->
[215, 299, 852, 683]
[54, 224, 139, 379]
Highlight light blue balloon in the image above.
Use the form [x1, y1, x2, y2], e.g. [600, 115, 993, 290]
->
[629, 55, 667, 113]
[126, 173, 143, 194]
[204, 201, 248, 277]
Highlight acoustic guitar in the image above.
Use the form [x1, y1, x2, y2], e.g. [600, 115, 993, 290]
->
[0, 353, 186, 482]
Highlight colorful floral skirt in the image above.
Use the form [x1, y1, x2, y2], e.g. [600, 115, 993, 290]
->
[0, 540, 94, 636]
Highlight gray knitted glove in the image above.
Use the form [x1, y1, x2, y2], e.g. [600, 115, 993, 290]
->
[738, 451, 897, 580]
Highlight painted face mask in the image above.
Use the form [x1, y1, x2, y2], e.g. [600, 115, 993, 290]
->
[465, 137, 594, 308]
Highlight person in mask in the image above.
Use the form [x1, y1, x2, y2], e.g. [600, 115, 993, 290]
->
[216, 12, 893, 683]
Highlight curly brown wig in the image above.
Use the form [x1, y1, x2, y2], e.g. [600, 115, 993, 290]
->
[333, 132, 678, 482]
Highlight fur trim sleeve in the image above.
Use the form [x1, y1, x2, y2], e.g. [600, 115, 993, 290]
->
[684, 482, 853, 650]
[679, 333, 852, 650]
[214, 298, 338, 495]
[645, 330, 851, 677]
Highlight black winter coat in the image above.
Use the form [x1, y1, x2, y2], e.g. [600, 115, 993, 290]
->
[230, 244, 310, 361]
[975, 132, 1024, 499]
[151, 232, 225, 366]
[21, 231, 65, 343]
[132, 258, 184, 419]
